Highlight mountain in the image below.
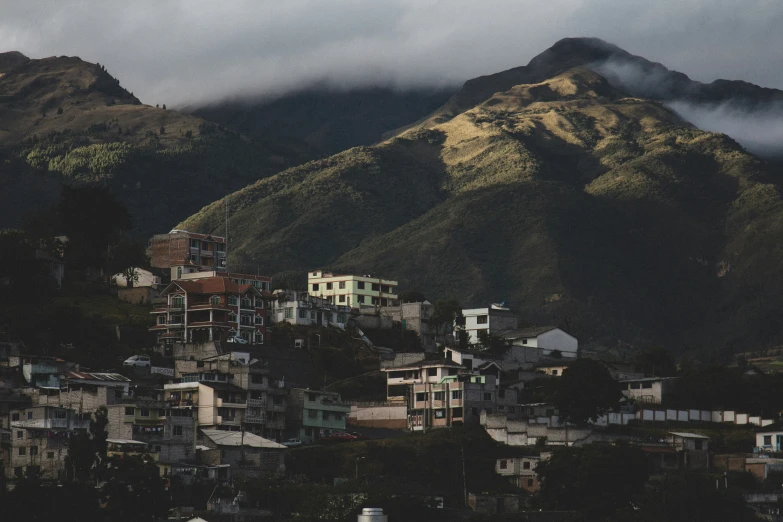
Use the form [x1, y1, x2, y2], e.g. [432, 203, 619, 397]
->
[190, 86, 455, 156]
[179, 39, 783, 357]
[0, 54, 315, 235]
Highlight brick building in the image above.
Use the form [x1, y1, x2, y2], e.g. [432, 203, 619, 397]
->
[150, 277, 268, 345]
[149, 230, 227, 280]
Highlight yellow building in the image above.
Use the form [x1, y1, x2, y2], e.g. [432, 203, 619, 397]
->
[307, 270, 398, 308]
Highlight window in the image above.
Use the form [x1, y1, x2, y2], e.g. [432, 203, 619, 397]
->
[228, 295, 238, 306]
[527, 479, 534, 487]
[498, 389, 506, 399]
[47, 452, 54, 459]
[30, 446, 38, 457]
[255, 314, 264, 325]
[338, 295, 345, 303]
[158, 409, 166, 416]
[326, 282, 333, 290]
[140, 409, 150, 417]
[358, 295, 365, 304]
[125, 407, 135, 416]
[308, 393, 317, 401]
[452, 390, 463, 400]
[242, 298, 252, 309]
[210, 295, 221, 306]
[312, 284, 319, 291]
[27, 411, 33, 419]
[255, 298, 264, 309]
[16, 430, 23, 439]
[381, 285, 389, 293]
[256, 333, 264, 344]
[228, 312, 237, 322]
[308, 410, 318, 419]
[299, 309, 308, 319]
[523, 461, 531, 470]
[433, 392, 445, 401]
[765, 435, 773, 446]
[173, 426, 183, 436]
[170, 314, 184, 324]
[484, 393, 492, 401]
[190, 239, 199, 248]
[171, 295, 184, 307]
[452, 407, 463, 418]
[11, 413, 19, 421]
[157, 316, 165, 325]
[522, 339, 527, 345]
[551, 370, 558, 376]
[500, 460, 507, 469]
[177, 267, 182, 279]
[18, 447, 26, 456]
[381, 298, 388, 306]
[642, 382, 653, 389]
[357, 281, 365, 290]
[372, 283, 380, 291]
[477, 315, 488, 324]
[695, 440, 704, 451]
[339, 281, 345, 289]
[285, 307, 293, 319]
[427, 368, 437, 377]
[310, 311, 316, 319]
[415, 393, 426, 402]
[337, 314, 346, 323]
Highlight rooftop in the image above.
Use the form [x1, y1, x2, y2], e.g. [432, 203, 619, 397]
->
[501, 326, 558, 339]
[161, 277, 261, 296]
[619, 376, 678, 383]
[62, 371, 131, 382]
[200, 428, 286, 449]
[381, 358, 465, 372]
[669, 432, 709, 439]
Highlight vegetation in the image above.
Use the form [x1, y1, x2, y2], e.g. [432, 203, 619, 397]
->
[555, 359, 623, 425]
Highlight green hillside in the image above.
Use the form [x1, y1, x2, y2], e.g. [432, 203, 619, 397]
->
[0, 53, 315, 235]
[180, 61, 783, 357]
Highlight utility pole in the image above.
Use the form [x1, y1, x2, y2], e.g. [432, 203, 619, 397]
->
[461, 442, 467, 507]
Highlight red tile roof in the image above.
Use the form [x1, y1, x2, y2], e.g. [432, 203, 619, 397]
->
[162, 277, 261, 296]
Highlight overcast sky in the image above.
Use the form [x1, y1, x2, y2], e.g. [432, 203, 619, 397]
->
[2, 0, 782, 107]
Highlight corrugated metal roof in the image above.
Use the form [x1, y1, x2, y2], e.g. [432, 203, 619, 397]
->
[669, 432, 709, 439]
[200, 429, 286, 449]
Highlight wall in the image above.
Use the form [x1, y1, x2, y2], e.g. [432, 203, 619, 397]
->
[537, 329, 578, 356]
[348, 402, 407, 429]
[118, 286, 158, 304]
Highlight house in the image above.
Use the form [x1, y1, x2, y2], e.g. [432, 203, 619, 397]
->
[6, 405, 89, 481]
[112, 267, 164, 305]
[379, 301, 437, 351]
[669, 432, 710, 469]
[149, 229, 228, 280]
[308, 270, 398, 308]
[443, 346, 494, 373]
[180, 270, 271, 292]
[500, 326, 578, 363]
[408, 374, 517, 431]
[198, 428, 286, 476]
[756, 426, 783, 453]
[620, 376, 678, 404]
[381, 359, 466, 400]
[714, 454, 783, 481]
[459, 305, 519, 346]
[107, 399, 167, 442]
[287, 389, 350, 444]
[151, 277, 268, 345]
[60, 371, 131, 396]
[270, 289, 350, 328]
[496, 456, 544, 492]
[534, 362, 571, 376]
[112, 267, 162, 288]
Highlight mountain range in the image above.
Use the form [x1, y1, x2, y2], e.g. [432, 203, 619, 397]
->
[3, 38, 783, 357]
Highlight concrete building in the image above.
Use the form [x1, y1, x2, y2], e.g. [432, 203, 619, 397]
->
[381, 359, 465, 400]
[379, 301, 437, 351]
[460, 305, 519, 346]
[198, 428, 286, 476]
[620, 376, 678, 405]
[270, 289, 350, 328]
[501, 327, 579, 363]
[6, 405, 89, 481]
[151, 277, 268, 345]
[669, 432, 710, 469]
[757, 427, 783, 453]
[149, 230, 228, 280]
[308, 270, 398, 308]
[287, 389, 350, 444]
[496, 456, 543, 492]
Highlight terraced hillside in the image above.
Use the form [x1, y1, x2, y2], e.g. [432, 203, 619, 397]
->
[180, 52, 783, 356]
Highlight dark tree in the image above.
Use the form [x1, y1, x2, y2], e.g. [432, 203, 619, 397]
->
[101, 455, 170, 522]
[430, 298, 462, 337]
[108, 239, 148, 287]
[634, 346, 677, 377]
[536, 442, 649, 519]
[57, 185, 132, 269]
[399, 290, 426, 303]
[65, 406, 108, 483]
[555, 359, 622, 425]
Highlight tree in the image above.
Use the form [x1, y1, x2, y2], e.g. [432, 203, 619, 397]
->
[108, 238, 148, 287]
[634, 346, 677, 377]
[101, 455, 169, 522]
[555, 359, 622, 425]
[430, 299, 462, 337]
[66, 406, 108, 483]
[399, 290, 426, 303]
[536, 442, 649, 519]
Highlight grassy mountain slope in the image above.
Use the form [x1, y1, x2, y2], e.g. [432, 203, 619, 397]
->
[190, 86, 455, 156]
[0, 54, 314, 235]
[180, 65, 783, 355]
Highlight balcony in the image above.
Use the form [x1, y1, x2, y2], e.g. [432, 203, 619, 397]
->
[245, 414, 266, 424]
[247, 398, 267, 408]
[201, 250, 214, 258]
[267, 402, 286, 412]
[168, 304, 185, 311]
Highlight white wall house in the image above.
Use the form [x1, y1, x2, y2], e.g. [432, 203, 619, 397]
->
[757, 429, 783, 453]
[501, 327, 578, 366]
[270, 290, 350, 328]
[620, 376, 678, 405]
[460, 305, 519, 346]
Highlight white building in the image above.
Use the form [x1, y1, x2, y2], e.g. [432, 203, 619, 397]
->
[111, 267, 162, 288]
[460, 305, 519, 346]
[501, 327, 578, 364]
[270, 290, 350, 328]
[620, 376, 678, 405]
[308, 270, 398, 308]
[757, 428, 783, 453]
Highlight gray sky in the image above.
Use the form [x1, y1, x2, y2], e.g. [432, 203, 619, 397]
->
[2, 0, 783, 107]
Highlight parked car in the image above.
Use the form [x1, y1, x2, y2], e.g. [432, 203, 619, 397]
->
[123, 355, 151, 368]
[227, 336, 249, 345]
[322, 432, 357, 444]
[349, 432, 370, 441]
[281, 438, 302, 447]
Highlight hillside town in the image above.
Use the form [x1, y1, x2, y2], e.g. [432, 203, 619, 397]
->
[1, 227, 782, 521]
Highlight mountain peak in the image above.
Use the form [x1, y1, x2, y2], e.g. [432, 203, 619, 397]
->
[0, 51, 30, 74]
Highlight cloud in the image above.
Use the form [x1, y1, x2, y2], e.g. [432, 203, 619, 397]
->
[1, 0, 783, 109]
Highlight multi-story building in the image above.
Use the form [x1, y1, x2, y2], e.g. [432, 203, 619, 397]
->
[270, 290, 351, 328]
[181, 270, 271, 292]
[496, 456, 543, 492]
[151, 277, 267, 345]
[408, 374, 516, 431]
[106, 399, 167, 442]
[381, 358, 466, 400]
[149, 230, 228, 280]
[308, 270, 398, 308]
[379, 301, 437, 351]
[287, 389, 350, 444]
[459, 305, 519, 346]
[6, 405, 89, 481]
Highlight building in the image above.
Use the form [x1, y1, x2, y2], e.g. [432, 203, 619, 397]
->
[669, 432, 710, 469]
[180, 270, 271, 292]
[756, 427, 783, 453]
[408, 374, 517, 431]
[270, 289, 351, 328]
[6, 405, 89, 481]
[108, 399, 168, 442]
[382, 359, 466, 400]
[500, 327, 579, 363]
[379, 301, 437, 351]
[620, 377, 678, 405]
[198, 428, 286, 476]
[149, 230, 228, 280]
[308, 270, 398, 308]
[496, 456, 543, 492]
[467, 493, 522, 514]
[151, 277, 268, 345]
[287, 389, 350, 444]
[460, 305, 519, 346]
